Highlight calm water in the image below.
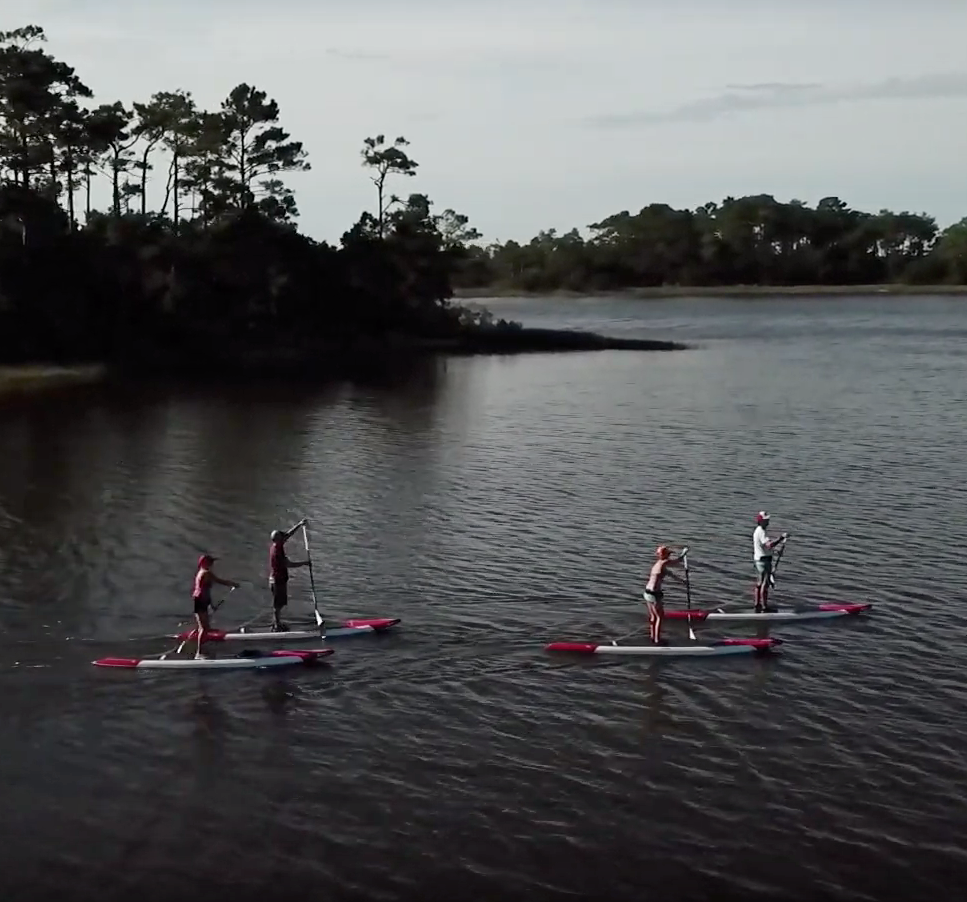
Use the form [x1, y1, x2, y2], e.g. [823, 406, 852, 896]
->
[1, 294, 967, 902]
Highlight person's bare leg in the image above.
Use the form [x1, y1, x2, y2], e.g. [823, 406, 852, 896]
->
[195, 612, 209, 658]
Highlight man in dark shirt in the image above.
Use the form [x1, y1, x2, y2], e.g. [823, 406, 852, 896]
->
[269, 519, 309, 631]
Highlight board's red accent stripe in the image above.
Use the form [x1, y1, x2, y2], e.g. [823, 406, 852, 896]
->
[545, 642, 599, 653]
[175, 629, 228, 642]
[269, 648, 334, 659]
[817, 603, 872, 613]
[341, 618, 400, 630]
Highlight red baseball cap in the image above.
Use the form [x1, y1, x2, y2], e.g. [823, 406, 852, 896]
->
[198, 554, 217, 567]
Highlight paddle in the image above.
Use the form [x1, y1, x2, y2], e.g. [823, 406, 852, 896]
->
[682, 548, 696, 641]
[769, 534, 790, 588]
[302, 519, 322, 628]
[211, 587, 235, 614]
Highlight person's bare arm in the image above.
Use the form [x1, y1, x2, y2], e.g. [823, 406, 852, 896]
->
[283, 519, 307, 541]
[767, 532, 789, 550]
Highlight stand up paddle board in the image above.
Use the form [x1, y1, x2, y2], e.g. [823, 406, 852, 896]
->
[94, 648, 334, 670]
[664, 603, 870, 623]
[546, 638, 782, 657]
[172, 617, 400, 644]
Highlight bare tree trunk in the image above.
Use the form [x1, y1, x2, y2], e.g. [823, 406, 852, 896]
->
[173, 152, 181, 230]
[84, 163, 92, 220]
[160, 157, 174, 217]
[65, 154, 76, 230]
[111, 152, 121, 215]
[140, 147, 151, 215]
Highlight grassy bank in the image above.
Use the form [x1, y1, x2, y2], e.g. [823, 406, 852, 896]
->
[454, 284, 967, 300]
[0, 364, 108, 398]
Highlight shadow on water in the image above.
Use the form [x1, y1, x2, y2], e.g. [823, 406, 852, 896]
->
[189, 686, 232, 763]
[638, 666, 668, 735]
[260, 677, 302, 717]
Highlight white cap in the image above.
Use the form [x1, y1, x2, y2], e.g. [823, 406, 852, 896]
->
[757, 510, 770, 521]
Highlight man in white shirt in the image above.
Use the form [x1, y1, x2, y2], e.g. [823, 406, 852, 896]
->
[753, 511, 788, 612]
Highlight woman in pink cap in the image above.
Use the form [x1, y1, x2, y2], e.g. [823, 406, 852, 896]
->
[192, 553, 239, 659]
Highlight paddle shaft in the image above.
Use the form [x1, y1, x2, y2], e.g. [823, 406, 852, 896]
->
[303, 521, 321, 625]
[682, 550, 696, 640]
[769, 537, 789, 588]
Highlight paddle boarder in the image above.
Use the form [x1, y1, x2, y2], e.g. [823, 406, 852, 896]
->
[269, 519, 309, 631]
[753, 511, 788, 612]
[644, 545, 687, 644]
[192, 554, 239, 659]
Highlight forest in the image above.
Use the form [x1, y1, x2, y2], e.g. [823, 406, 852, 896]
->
[456, 199, 967, 293]
[0, 24, 493, 371]
[1, 23, 963, 374]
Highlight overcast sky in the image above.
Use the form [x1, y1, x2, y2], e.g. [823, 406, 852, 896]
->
[7, 0, 967, 243]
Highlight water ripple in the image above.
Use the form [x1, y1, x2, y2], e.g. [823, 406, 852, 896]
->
[1, 296, 967, 900]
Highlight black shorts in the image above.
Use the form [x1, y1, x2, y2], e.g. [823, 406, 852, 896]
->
[193, 596, 211, 615]
[644, 588, 664, 607]
[271, 579, 288, 610]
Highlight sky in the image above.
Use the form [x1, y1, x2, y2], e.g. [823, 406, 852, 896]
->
[6, 0, 967, 244]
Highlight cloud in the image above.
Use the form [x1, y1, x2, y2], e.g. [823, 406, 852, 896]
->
[724, 82, 823, 92]
[587, 72, 967, 127]
[324, 48, 393, 62]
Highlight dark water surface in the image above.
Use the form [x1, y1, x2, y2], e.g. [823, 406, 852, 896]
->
[2, 294, 967, 902]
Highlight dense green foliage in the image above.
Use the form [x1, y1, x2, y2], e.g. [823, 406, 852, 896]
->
[0, 25, 487, 369]
[1, 24, 964, 373]
[457, 200, 967, 293]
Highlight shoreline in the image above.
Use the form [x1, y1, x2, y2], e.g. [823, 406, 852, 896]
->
[454, 284, 967, 300]
[0, 328, 685, 396]
[0, 364, 108, 399]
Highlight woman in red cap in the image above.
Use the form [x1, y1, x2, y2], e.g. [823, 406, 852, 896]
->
[644, 544, 687, 644]
[192, 554, 239, 659]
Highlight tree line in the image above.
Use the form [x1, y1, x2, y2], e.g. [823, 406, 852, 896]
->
[0, 24, 488, 371]
[3, 23, 964, 375]
[456, 198, 967, 293]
